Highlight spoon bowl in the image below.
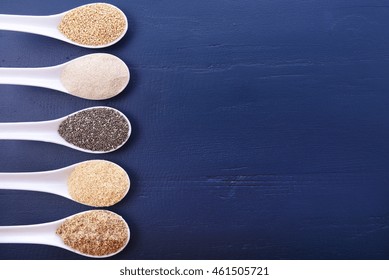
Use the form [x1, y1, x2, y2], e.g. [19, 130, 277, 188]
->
[0, 3, 128, 48]
[0, 210, 130, 258]
[0, 160, 130, 206]
[0, 53, 130, 100]
[0, 106, 131, 153]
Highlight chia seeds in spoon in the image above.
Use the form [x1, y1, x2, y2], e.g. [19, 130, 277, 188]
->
[58, 108, 129, 152]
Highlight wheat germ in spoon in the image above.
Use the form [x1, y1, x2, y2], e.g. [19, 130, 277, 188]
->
[0, 210, 130, 258]
[0, 3, 128, 48]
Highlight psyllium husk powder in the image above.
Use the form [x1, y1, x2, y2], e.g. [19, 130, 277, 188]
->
[60, 53, 129, 100]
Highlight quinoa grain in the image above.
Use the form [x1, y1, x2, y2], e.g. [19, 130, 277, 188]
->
[58, 3, 126, 46]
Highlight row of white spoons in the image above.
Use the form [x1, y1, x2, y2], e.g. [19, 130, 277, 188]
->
[1, 4, 131, 99]
[0, 110, 132, 257]
[0, 160, 131, 258]
[0, 3, 132, 258]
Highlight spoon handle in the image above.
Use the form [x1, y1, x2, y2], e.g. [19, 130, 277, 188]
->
[0, 221, 60, 246]
[0, 66, 66, 92]
[0, 13, 61, 38]
[0, 119, 60, 141]
[0, 169, 70, 197]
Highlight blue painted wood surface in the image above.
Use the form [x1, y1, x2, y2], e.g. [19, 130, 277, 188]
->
[1, 0, 389, 259]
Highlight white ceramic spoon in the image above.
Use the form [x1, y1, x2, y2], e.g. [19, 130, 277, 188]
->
[0, 210, 130, 258]
[0, 3, 128, 48]
[0, 53, 130, 100]
[0, 160, 130, 206]
[0, 106, 131, 153]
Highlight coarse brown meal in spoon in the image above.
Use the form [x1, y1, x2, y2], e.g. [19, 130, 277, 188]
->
[56, 210, 129, 256]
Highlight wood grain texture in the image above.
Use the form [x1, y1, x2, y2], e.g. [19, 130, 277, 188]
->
[1, 0, 389, 259]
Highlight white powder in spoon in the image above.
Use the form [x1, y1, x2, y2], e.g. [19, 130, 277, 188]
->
[60, 53, 130, 100]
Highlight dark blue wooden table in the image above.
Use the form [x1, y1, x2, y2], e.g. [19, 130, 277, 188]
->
[1, 0, 389, 260]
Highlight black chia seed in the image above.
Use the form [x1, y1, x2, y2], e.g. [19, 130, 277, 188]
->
[58, 108, 129, 152]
